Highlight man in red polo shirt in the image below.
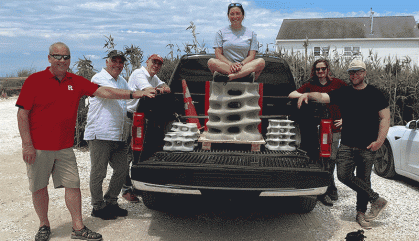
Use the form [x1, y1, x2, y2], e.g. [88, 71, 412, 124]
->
[16, 42, 152, 241]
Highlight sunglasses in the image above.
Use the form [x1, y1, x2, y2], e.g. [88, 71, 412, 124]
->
[348, 70, 365, 75]
[151, 59, 163, 65]
[50, 54, 71, 60]
[228, 3, 242, 8]
[315, 67, 327, 72]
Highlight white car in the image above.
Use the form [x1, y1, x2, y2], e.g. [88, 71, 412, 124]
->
[374, 120, 419, 182]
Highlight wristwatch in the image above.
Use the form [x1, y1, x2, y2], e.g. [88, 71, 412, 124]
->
[129, 91, 134, 99]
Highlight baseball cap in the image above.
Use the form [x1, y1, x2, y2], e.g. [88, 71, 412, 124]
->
[148, 54, 164, 64]
[104, 50, 127, 61]
[347, 59, 366, 72]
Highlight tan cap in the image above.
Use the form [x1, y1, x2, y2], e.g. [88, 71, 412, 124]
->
[347, 59, 366, 72]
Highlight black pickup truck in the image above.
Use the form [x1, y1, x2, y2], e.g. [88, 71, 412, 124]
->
[130, 54, 331, 213]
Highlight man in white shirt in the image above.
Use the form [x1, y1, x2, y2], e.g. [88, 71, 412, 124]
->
[84, 50, 156, 219]
[126, 54, 170, 113]
[122, 54, 171, 202]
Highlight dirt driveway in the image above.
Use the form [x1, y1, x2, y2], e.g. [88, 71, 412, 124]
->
[1, 96, 419, 241]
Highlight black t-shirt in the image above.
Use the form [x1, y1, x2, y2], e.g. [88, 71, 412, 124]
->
[328, 85, 388, 149]
[297, 77, 347, 132]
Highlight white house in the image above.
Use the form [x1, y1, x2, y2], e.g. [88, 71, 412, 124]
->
[275, 15, 419, 67]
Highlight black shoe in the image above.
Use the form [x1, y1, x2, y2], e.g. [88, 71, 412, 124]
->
[35, 225, 51, 241]
[91, 206, 117, 220]
[318, 194, 333, 206]
[108, 204, 128, 217]
[329, 189, 338, 201]
[213, 71, 229, 83]
[236, 72, 255, 83]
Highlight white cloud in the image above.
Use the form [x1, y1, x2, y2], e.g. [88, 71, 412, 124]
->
[77, 1, 121, 11]
[1, 0, 418, 76]
[85, 54, 100, 60]
[0, 30, 17, 37]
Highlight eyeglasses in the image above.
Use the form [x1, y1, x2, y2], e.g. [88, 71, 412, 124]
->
[348, 70, 365, 75]
[50, 54, 71, 60]
[228, 3, 242, 8]
[315, 67, 327, 72]
[151, 59, 163, 66]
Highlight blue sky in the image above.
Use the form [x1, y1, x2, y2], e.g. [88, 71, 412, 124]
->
[0, 0, 418, 77]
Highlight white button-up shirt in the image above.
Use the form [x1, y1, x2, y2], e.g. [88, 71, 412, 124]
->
[126, 66, 165, 113]
[84, 68, 129, 141]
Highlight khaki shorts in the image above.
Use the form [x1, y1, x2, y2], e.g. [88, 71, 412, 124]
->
[26, 148, 80, 193]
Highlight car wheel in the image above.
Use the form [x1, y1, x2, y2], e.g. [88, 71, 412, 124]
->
[281, 196, 317, 213]
[141, 191, 167, 211]
[294, 196, 317, 213]
[374, 141, 396, 178]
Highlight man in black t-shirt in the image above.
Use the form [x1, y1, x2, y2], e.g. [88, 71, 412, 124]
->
[296, 59, 390, 230]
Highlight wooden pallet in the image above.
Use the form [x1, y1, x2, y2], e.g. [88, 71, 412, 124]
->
[198, 132, 265, 152]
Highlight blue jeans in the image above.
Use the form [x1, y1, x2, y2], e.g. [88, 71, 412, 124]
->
[336, 144, 379, 213]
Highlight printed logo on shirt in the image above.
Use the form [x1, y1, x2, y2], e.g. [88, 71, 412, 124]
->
[68, 85, 73, 91]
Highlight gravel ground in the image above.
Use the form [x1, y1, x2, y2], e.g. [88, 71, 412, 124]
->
[1, 96, 419, 241]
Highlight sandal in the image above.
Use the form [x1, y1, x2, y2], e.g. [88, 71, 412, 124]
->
[71, 226, 102, 240]
[35, 225, 51, 241]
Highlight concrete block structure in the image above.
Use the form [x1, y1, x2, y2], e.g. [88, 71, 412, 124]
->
[265, 119, 296, 151]
[203, 82, 263, 142]
[163, 123, 199, 151]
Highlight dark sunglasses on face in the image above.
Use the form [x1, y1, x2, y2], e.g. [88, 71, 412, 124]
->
[151, 59, 163, 66]
[50, 54, 71, 60]
[229, 3, 242, 7]
[315, 67, 327, 72]
[348, 70, 365, 75]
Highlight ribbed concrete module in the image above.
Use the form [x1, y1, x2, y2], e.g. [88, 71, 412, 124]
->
[202, 82, 264, 142]
[265, 119, 296, 151]
[163, 123, 199, 151]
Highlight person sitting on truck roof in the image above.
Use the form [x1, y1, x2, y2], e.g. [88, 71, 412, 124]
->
[207, 3, 265, 82]
[122, 54, 169, 203]
[289, 59, 347, 207]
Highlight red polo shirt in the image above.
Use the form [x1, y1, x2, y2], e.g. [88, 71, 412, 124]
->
[297, 77, 347, 133]
[16, 67, 99, 150]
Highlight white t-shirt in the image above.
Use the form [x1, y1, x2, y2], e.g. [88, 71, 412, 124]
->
[213, 25, 259, 63]
[84, 68, 129, 141]
[126, 66, 165, 113]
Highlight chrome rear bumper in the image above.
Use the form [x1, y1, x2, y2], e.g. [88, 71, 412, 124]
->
[132, 180, 327, 197]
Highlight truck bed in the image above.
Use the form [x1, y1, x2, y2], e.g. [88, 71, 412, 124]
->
[131, 149, 330, 190]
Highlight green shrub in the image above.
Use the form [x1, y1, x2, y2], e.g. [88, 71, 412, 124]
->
[272, 49, 419, 126]
[1, 77, 26, 96]
[73, 57, 97, 147]
[159, 58, 179, 83]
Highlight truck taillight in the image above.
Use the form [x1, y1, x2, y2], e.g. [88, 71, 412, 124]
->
[131, 112, 145, 151]
[319, 119, 332, 158]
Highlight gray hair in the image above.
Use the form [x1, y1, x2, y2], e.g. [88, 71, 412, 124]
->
[49, 42, 70, 55]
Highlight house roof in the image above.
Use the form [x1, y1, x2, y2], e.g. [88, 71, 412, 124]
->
[276, 16, 419, 40]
